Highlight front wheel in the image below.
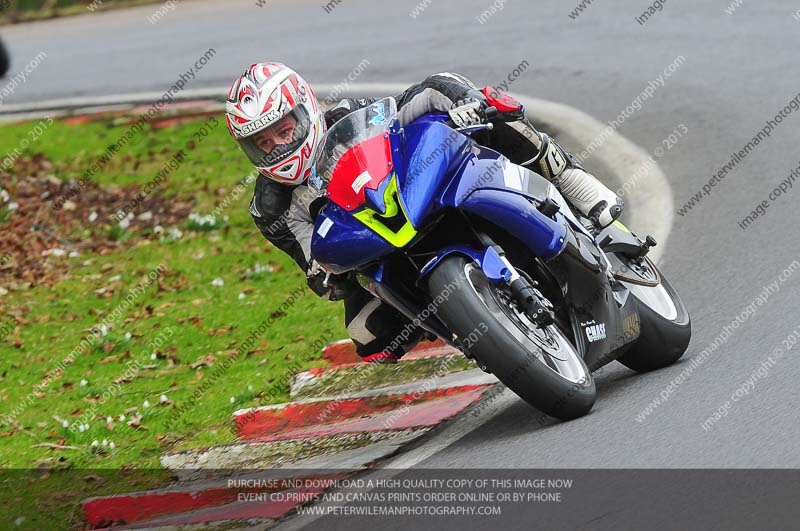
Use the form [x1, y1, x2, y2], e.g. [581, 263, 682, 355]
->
[429, 256, 596, 420]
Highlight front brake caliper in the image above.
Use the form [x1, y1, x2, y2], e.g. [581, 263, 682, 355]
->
[481, 245, 554, 326]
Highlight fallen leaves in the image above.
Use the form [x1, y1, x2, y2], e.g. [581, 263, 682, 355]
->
[0, 171, 194, 286]
[189, 354, 215, 369]
[208, 325, 236, 336]
[156, 276, 174, 293]
[126, 415, 147, 431]
[31, 443, 81, 450]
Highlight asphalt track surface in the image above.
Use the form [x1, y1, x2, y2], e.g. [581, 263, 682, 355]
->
[2, 0, 800, 479]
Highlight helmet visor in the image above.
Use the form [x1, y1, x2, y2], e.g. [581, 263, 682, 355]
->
[237, 106, 311, 169]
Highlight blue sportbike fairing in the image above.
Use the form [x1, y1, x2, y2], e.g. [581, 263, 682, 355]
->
[312, 115, 569, 270]
[311, 106, 640, 369]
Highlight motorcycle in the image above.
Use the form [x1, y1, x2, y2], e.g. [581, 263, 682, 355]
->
[308, 96, 690, 420]
[0, 37, 8, 78]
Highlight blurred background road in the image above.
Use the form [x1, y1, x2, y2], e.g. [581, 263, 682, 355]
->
[3, 0, 800, 468]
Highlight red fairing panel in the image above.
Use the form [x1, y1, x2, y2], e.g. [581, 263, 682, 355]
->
[327, 134, 393, 212]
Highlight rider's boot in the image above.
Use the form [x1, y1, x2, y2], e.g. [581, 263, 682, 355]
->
[522, 132, 623, 228]
[554, 167, 624, 228]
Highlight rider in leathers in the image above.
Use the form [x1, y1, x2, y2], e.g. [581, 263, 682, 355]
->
[227, 66, 623, 363]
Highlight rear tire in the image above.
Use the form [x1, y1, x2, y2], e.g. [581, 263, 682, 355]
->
[429, 255, 596, 420]
[617, 266, 691, 373]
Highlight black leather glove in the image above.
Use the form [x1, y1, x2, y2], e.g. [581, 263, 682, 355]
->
[306, 259, 356, 301]
[448, 98, 487, 128]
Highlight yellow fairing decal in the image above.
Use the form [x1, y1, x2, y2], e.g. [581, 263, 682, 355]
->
[613, 220, 631, 233]
[353, 175, 417, 247]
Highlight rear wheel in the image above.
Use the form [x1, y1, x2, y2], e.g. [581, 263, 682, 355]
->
[429, 256, 595, 420]
[615, 257, 691, 372]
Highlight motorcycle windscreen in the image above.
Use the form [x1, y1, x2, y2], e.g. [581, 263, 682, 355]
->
[313, 97, 398, 209]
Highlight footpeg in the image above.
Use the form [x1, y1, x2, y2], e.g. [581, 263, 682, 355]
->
[635, 235, 657, 263]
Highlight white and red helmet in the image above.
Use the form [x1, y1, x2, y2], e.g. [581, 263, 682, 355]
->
[225, 63, 325, 185]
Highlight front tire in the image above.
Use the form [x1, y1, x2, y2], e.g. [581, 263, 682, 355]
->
[429, 256, 596, 420]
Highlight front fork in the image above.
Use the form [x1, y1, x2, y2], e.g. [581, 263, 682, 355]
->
[476, 232, 555, 327]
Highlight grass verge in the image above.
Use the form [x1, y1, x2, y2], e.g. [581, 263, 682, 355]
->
[0, 0, 163, 25]
[0, 108, 346, 529]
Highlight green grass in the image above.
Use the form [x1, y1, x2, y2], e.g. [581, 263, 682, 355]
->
[0, 111, 348, 529]
[0, 0, 163, 25]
